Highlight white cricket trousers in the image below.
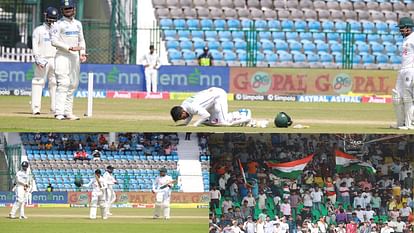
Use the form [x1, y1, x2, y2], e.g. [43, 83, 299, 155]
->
[145, 69, 158, 93]
[209, 87, 229, 124]
[9, 186, 27, 218]
[398, 68, 414, 127]
[154, 191, 171, 219]
[31, 57, 57, 114]
[90, 191, 107, 219]
[54, 52, 80, 116]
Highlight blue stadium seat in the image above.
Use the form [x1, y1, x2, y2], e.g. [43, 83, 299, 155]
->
[299, 32, 312, 42]
[164, 30, 177, 40]
[307, 52, 319, 63]
[362, 21, 375, 33]
[221, 41, 234, 51]
[376, 54, 389, 64]
[235, 41, 247, 53]
[330, 42, 342, 54]
[224, 51, 237, 61]
[268, 19, 281, 31]
[201, 19, 213, 30]
[180, 40, 193, 51]
[191, 30, 204, 41]
[312, 32, 325, 43]
[321, 21, 334, 32]
[334, 54, 343, 64]
[294, 20, 307, 32]
[266, 53, 278, 63]
[308, 20, 321, 32]
[353, 54, 361, 64]
[279, 52, 293, 62]
[286, 32, 298, 42]
[367, 34, 380, 43]
[357, 43, 369, 55]
[316, 42, 329, 54]
[205, 31, 218, 41]
[370, 42, 384, 56]
[381, 34, 394, 44]
[241, 19, 253, 30]
[362, 54, 375, 64]
[160, 18, 173, 29]
[327, 32, 340, 42]
[354, 34, 366, 43]
[173, 19, 186, 29]
[390, 55, 401, 64]
[281, 19, 294, 31]
[272, 31, 285, 41]
[385, 44, 397, 55]
[303, 41, 315, 53]
[187, 19, 199, 30]
[214, 19, 226, 30]
[320, 53, 334, 64]
[257, 52, 265, 62]
[261, 40, 274, 52]
[168, 50, 182, 61]
[335, 21, 347, 33]
[349, 20, 361, 33]
[228, 19, 240, 30]
[207, 40, 220, 50]
[255, 20, 268, 30]
[238, 52, 247, 62]
[178, 30, 191, 41]
[166, 40, 179, 50]
[394, 35, 403, 44]
[289, 41, 302, 52]
[211, 51, 223, 61]
[232, 31, 245, 42]
[218, 31, 232, 41]
[258, 31, 272, 42]
[374, 21, 388, 34]
[275, 40, 288, 51]
[293, 53, 306, 62]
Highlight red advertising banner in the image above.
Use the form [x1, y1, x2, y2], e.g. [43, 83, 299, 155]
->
[229, 68, 396, 95]
[68, 192, 209, 205]
[106, 91, 170, 99]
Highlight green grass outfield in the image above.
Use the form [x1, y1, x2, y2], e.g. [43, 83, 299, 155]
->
[0, 207, 207, 233]
[0, 96, 403, 133]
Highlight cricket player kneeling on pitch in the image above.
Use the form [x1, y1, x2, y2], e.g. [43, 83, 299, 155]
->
[82, 169, 108, 219]
[152, 167, 174, 219]
[170, 87, 261, 127]
[9, 161, 30, 219]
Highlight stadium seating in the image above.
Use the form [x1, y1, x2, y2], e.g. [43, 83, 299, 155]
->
[155, 0, 406, 68]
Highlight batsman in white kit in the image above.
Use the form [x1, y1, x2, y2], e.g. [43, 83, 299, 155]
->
[170, 87, 267, 127]
[50, 0, 87, 120]
[82, 169, 108, 219]
[142, 45, 161, 95]
[31, 7, 59, 115]
[152, 167, 175, 219]
[103, 165, 117, 216]
[393, 17, 414, 130]
[9, 161, 30, 219]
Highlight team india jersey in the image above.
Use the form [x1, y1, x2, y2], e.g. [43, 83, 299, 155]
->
[32, 23, 56, 64]
[50, 16, 86, 55]
[142, 53, 161, 70]
[401, 32, 414, 69]
[15, 170, 29, 188]
[103, 172, 116, 189]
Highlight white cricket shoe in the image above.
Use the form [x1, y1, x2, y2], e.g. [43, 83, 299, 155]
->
[9, 214, 16, 219]
[398, 126, 414, 130]
[32, 112, 40, 115]
[19, 216, 28, 219]
[65, 114, 80, 120]
[153, 215, 159, 219]
[107, 212, 113, 216]
[55, 115, 65, 120]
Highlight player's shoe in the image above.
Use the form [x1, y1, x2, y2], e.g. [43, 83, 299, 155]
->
[107, 212, 113, 216]
[9, 214, 16, 219]
[103, 216, 108, 220]
[19, 216, 28, 219]
[398, 126, 414, 130]
[65, 114, 80, 120]
[55, 115, 65, 120]
[153, 215, 159, 219]
[32, 112, 40, 115]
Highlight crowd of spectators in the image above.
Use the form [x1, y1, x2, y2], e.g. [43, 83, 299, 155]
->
[209, 134, 414, 233]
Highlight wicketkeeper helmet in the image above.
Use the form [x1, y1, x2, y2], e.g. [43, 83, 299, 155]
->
[170, 106, 184, 122]
[274, 112, 293, 128]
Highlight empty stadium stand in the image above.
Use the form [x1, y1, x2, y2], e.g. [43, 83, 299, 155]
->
[154, 0, 411, 69]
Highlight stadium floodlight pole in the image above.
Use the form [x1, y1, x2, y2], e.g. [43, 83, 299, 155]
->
[85, 72, 94, 117]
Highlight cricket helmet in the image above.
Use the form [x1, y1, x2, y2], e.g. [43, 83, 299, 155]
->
[398, 17, 414, 28]
[45, 7, 59, 21]
[274, 112, 293, 128]
[61, 0, 76, 8]
[159, 167, 167, 173]
[21, 161, 29, 168]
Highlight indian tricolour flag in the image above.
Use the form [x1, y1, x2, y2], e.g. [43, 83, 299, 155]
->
[265, 154, 314, 179]
[335, 150, 376, 174]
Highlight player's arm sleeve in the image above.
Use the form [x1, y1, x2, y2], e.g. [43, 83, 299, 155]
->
[32, 28, 41, 63]
[78, 22, 86, 55]
[50, 24, 70, 52]
[16, 173, 26, 186]
[152, 178, 158, 192]
[192, 108, 210, 127]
